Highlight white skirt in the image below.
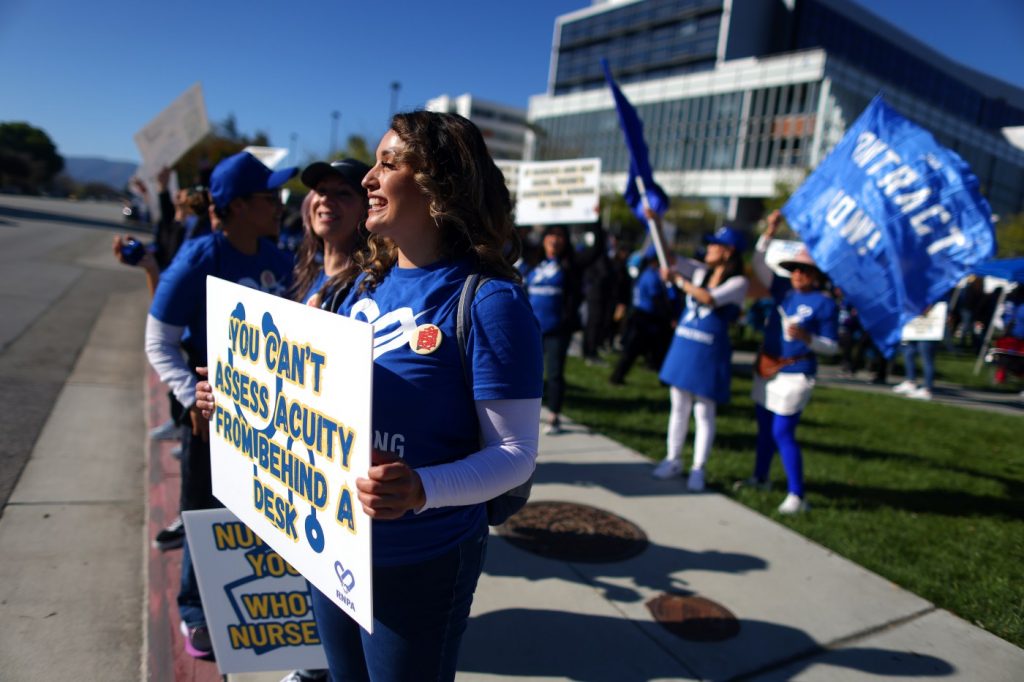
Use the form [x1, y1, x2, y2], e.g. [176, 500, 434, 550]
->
[751, 371, 816, 416]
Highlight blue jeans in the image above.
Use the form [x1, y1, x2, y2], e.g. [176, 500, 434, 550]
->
[903, 340, 936, 390]
[178, 424, 221, 626]
[310, 530, 488, 682]
[754, 405, 805, 497]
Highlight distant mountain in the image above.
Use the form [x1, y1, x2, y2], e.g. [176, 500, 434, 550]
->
[63, 156, 138, 189]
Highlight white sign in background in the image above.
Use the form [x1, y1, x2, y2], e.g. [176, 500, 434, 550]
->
[183, 508, 328, 673]
[901, 302, 948, 342]
[243, 146, 291, 170]
[206, 277, 375, 633]
[514, 158, 601, 226]
[133, 82, 211, 171]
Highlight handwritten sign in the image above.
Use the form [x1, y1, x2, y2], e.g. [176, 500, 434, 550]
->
[133, 82, 211, 171]
[206, 277, 375, 632]
[901, 302, 948, 342]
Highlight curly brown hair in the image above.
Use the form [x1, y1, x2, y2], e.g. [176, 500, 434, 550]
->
[357, 111, 521, 291]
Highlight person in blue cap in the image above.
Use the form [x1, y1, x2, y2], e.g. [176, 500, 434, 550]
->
[654, 225, 748, 490]
[609, 242, 678, 385]
[145, 151, 297, 659]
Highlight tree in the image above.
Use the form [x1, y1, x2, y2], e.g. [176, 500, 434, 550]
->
[172, 114, 272, 187]
[995, 212, 1024, 257]
[0, 122, 64, 192]
[334, 134, 373, 165]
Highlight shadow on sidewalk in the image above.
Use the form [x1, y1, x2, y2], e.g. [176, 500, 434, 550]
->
[460, 607, 954, 681]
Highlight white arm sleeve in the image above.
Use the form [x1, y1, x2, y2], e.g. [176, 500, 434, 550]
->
[144, 314, 195, 408]
[752, 234, 774, 287]
[415, 398, 541, 511]
[708, 276, 749, 308]
[809, 334, 839, 356]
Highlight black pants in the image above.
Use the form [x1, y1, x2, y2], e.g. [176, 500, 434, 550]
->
[610, 310, 671, 384]
[542, 331, 571, 415]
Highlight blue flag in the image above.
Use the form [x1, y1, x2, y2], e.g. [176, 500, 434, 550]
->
[783, 95, 995, 357]
[601, 59, 669, 221]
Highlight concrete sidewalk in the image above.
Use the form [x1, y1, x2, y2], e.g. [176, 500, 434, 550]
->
[1, 224, 1018, 680]
[221, 424, 1022, 681]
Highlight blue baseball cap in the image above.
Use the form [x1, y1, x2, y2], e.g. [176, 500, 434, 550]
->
[705, 226, 745, 251]
[209, 152, 298, 210]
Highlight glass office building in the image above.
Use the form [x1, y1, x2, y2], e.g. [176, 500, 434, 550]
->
[528, 0, 1024, 224]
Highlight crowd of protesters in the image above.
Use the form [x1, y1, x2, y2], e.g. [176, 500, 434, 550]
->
[113, 111, 1018, 680]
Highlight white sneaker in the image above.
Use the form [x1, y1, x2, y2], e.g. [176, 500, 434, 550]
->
[908, 387, 932, 400]
[149, 418, 179, 440]
[544, 422, 564, 436]
[686, 468, 705, 492]
[892, 380, 917, 395]
[778, 493, 809, 514]
[652, 459, 683, 479]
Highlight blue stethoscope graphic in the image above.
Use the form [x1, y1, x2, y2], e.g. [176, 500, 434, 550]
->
[228, 303, 324, 553]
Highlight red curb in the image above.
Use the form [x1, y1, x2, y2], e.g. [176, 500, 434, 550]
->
[145, 369, 221, 682]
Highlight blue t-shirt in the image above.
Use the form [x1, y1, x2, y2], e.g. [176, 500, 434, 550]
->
[301, 269, 329, 304]
[525, 257, 565, 334]
[632, 266, 676, 315]
[340, 258, 542, 566]
[763, 276, 838, 376]
[149, 232, 293, 364]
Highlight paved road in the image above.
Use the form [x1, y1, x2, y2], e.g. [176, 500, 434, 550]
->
[0, 195, 149, 679]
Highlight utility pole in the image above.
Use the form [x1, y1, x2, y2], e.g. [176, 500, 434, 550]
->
[389, 82, 401, 120]
[330, 111, 340, 158]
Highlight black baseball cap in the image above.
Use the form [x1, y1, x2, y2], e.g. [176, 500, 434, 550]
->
[300, 159, 371, 191]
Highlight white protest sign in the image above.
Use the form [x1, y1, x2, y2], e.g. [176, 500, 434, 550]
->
[515, 158, 601, 225]
[133, 82, 211, 170]
[182, 509, 328, 673]
[244, 146, 291, 170]
[206, 277, 375, 632]
[901, 302, 948, 342]
[494, 160, 522, 197]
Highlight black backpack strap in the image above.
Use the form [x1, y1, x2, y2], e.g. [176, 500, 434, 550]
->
[321, 278, 356, 314]
[456, 272, 490, 388]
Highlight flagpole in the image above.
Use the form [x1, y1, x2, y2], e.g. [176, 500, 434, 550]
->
[635, 176, 669, 270]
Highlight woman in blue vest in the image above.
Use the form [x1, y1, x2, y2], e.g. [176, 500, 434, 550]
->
[317, 111, 542, 682]
[525, 222, 604, 434]
[654, 226, 748, 491]
[744, 210, 838, 514]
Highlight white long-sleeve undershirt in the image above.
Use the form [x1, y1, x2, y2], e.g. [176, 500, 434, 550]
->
[415, 398, 540, 512]
[145, 314, 195, 408]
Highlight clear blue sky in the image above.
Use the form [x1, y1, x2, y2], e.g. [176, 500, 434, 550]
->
[2, 0, 1022, 165]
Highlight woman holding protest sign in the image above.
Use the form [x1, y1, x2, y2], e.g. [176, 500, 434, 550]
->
[195, 157, 369, 682]
[741, 209, 838, 514]
[310, 111, 541, 681]
[653, 223, 748, 491]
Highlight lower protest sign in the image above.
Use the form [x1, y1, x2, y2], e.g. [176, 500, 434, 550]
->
[183, 509, 328, 673]
[205, 276, 375, 632]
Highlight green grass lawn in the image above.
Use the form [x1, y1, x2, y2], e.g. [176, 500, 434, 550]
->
[562, 355, 1024, 647]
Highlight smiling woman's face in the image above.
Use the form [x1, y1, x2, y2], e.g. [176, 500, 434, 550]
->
[361, 130, 432, 242]
[310, 176, 365, 245]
